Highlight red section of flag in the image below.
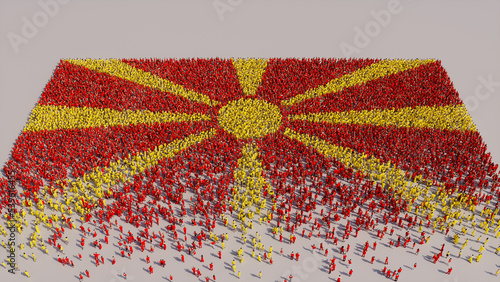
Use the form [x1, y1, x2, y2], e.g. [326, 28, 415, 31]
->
[122, 58, 242, 105]
[289, 120, 496, 191]
[284, 61, 463, 115]
[258, 58, 377, 103]
[4, 121, 213, 193]
[257, 133, 332, 180]
[38, 61, 211, 114]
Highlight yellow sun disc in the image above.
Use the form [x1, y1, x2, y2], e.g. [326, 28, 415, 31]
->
[218, 98, 282, 139]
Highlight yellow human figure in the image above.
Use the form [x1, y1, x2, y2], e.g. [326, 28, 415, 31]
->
[476, 254, 482, 262]
[257, 255, 261, 262]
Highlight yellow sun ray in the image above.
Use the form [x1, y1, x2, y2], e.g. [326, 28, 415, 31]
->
[65, 59, 218, 106]
[232, 143, 272, 224]
[289, 104, 477, 132]
[231, 58, 269, 96]
[24, 104, 211, 132]
[283, 128, 476, 227]
[283, 127, 410, 187]
[281, 59, 435, 106]
[41, 128, 218, 218]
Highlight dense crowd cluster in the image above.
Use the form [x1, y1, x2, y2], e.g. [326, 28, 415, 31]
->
[0, 58, 499, 281]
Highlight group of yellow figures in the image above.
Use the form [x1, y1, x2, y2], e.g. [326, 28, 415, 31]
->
[25, 104, 210, 133]
[228, 231, 272, 277]
[290, 103, 476, 132]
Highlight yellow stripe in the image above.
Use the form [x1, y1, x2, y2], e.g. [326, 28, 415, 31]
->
[289, 104, 477, 132]
[282, 128, 476, 226]
[24, 104, 211, 132]
[283, 127, 432, 200]
[231, 58, 268, 96]
[234, 144, 270, 193]
[85, 128, 217, 190]
[52, 128, 218, 215]
[283, 127, 409, 186]
[65, 59, 218, 106]
[232, 144, 271, 222]
[281, 59, 435, 106]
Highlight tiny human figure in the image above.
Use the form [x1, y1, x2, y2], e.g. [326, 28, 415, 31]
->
[446, 267, 452, 275]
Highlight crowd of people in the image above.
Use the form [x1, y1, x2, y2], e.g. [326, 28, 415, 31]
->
[0, 57, 499, 280]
